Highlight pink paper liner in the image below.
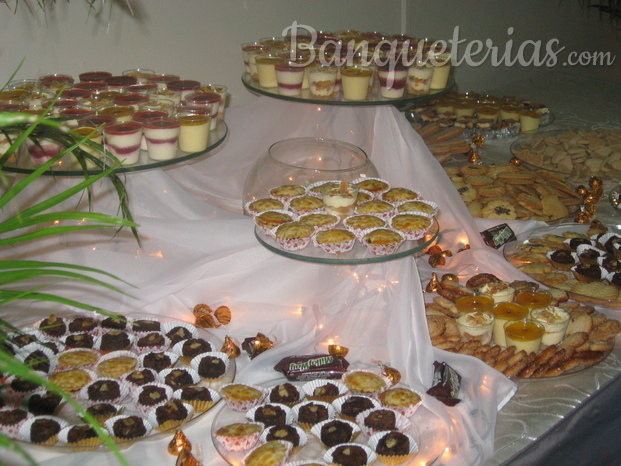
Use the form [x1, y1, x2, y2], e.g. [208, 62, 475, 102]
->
[17, 415, 69, 445]
[342, 215, 387, 240]
[395, 198, 439, 216]
[146, 400, 194, 431]
[376, 387, 424, 417]
[287, 194, 328, 216]
[312, 230, 356, 254]
[274, 229, 313, 251]
[298, 213, 340, 232]
[246, 402, 294, 426]
[354, 201, 396, 221]
[78, 377, 131, 405]
[55, 348, 101, 371]
[367, 430, 419, 465]
[243, 439, 292, 465]
[95, 350, 139, 379]
[382, 189, 423, 205]
[214, 421, 264, 451]
[355, 407, 412, 438]
[0, 408, 31, 438]
[268, 185, 307, 203]
[323, 442, 377, 466]
[360, 229, 405, 256]
[3, 371, 49, 404]
[310, 418, 361, 447]
[389, 213, 434, 241]
[255, 209, 296, 238]
[190, 351, 230, 381]
[219, 383, 267, 412]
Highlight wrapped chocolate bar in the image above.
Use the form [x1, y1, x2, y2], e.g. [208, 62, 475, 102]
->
[242, 332, 275, 359]
[426, 361, 462, 406]
[480, 223, 516, 249]
[275, 354, 349, 381]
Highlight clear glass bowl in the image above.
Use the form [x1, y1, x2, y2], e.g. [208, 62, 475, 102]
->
[242, 137, 379, 214]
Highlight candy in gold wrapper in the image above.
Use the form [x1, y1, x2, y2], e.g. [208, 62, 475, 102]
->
[427, 245, 443, 255]
[441, 273, 459, 283]
[195, 313, 220, 329]
[429, 253, 446, 268]
[574, 210, 589, 223]
[176, 448, 202, 466]
[168, 430, 192, 456]
[328, 344, 349, 358]
[242, 332, 275, 359]
[466, 149, 480, 163]
[221, 335, 241, 358]
[509, 156, 521, 166]
[214, 305, 232, 325]
[426, 272, 440, 292]
[193, 303, 213, 316]
[472, 135, 485, 147]
[377, 362, 401, 386]
[576, 185, 588, 198]
[457, 244, 471, 254]
[440, 250, 453, 258]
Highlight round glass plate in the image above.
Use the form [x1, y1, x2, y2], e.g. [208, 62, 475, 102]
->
[242, 72, 454, 109]
[510, 128, 616, 184]
[1, 123, 227, 176]
[211, 378, 447, 465]
[255, 219, 439, 265]
[503, 222, 621, 309]
[7, 313, 235, 451]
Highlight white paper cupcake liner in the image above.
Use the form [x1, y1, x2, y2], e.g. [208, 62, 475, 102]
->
[78, 377, 131, 405]
[389, 213, 434, 241]
[173, 386, 221, 413]
[260, 424, 308, 452]
[331, 394, 381, 421]
[146, 400, 194, 431]
[161, 321, 199, 344]
[0, 408, 31, 438]
[355, 407, 412, 438]
[246, 402, 294, 426]
[133, 332, 172, 354]
[132, 382, 174, 415]
[33, 316, 68, 341]
[171, 337, 215, 363]
[15, 343, 57, 375]
[219, 383, 267, 412]
[310, 418, 360, 447]
[214, 421, 264, 451]
[323, 442, 377, 466]
[99, 314, 133, 332]
[367, 430, 419, 465]
[190, 351, 230, 381]
[291, 400, 336, 430]
[95, 350, 139, 379]
[105, 414, 154, 444]
[58, 424, 105, 451]
[137, 350, 179, 372]
[301, 379, 349, 402]
[547, 250, 579, 271]
[4, 329, 40, 352]
[159, 366, 202, 389]
[3, 371, 49, 402]
[18, 415, 68, 445]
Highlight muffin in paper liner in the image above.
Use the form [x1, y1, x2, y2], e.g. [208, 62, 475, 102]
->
[55, 348, 100, 371]
[265, 382, 305, 407]
[291, 400, 336, 431]
[274, 221, 315, 251]
[80, 402, 125, 424]
[132, 382, 174, 415]
[48, 368, 98, 394]
[146, 399, 194, 431]
[58, 424, 105, 451]
[94, 331, 135, 354]
[341, 370, 391, 396]
[354, 200, 396, 222]
[243, 439, 292, 466]
[323, 442, 377, 466]
[355, 407, 411, 438]
[105, 414, 154, 445]
[173, 386, 220, 413]
[0, 408, 31, 438]
[18, 415, 68, 446]
[246, 402, 294, 427]
[310, 418, 361, 448]
[376, 387, 423, 418]
[331, 395, 380, 422]
[312, 229, 357, 254]
[571, 264, 607, 283]
[214, 421, 264, 452]
[342, 214, 387, 241]
[381, 188, 423, 204]
[306, 180, 341, 199]
[133, 332, 172, 354]
[246, 198, 288, 216]
[298, 213, 340, 233]
[288, 194, 327, 217]
[351, 177, 391, 197]
[190, 351, 230, 382]
[138, 350, 179, 372]
[95, 350, 139, 379]
[79, 377, 131, 405]
[219, 383, 267, 412]
[269, 184, 307, 202]
[159, 366, 201, 390]
[547, 250, 578, 271]
[161, 321, 199, 345]
[389, 213, 434, 241]
[255, 209, 296, 238]
[124, 367, 159, 387]
[15, 342, 57, 375]
[395, 199, 438, 216]
[260, 424, 308, 454]
[360, 228, 405, 256]
[171, 337, 215, 365]
[301, 379, 349, 403]
[367, 430, 419, 465]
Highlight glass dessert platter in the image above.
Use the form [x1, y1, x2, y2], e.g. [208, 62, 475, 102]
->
[242, 72, 454, 109]
[1, 123, 227, 176]
[7, 313, 235, 452]
[211, 376, 448, 465]
[256, 219, 439, 265]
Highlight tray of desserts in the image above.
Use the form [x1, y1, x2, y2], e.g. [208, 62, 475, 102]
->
[211, 371, 447, 465]
[510, 127, 621, 183]
[444, 162, 582, 223]
[0, 313, 235, 450]
[408, 92, 553, 140]
[425, 273, 621, 379]
[504, 222, 621, 308]
[248, 179, 440, 265]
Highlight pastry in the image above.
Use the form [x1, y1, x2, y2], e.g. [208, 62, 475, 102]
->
[288, 195, 324, 213]
[65, 424, 101, 448]
[214, 422, 263, 451]
[97, 355, 137, 378]
[220, 383, 265, 411]
[329, 444, 369, 466]
[68, 317, 98, 333]
[178, 338, 213, 362]
[362, 408, 397, 431]
[63, 333, 94, 349]
[38, 315, 67, 338]
[343, 215, 386, 237]
[353, 178, 390, 195]
[132, 319, 161, 333]
[178, 386, 217, 412]
[136, 384, 170, 408]
[99, 331, 132, 352]
[110, 415, 148, 440]
[362, 228, 404, 255]
[374, 431, 413, 463]
[381, 187, 419, 203]
[152, 399, 190, 431]
[338, 396, 377, 420]
[296, 401, 330, 429]
[49, 368, 92, 392]
[84, 403, 122, 423]
[313, 228, 357, 254]
[29, 417, 62, 445]
[274, 221, 314, 251]
[244, 440, 290, 466]
[397, 200, 438, 215]
[247, 198, 285, 215]
[255, 211, 294, 231]
[165, 325, 194, 344]
[269, 184, 306, 200]
[86, 379, 122, 402]
[124, 368, 157, 386]
[163, 368, 197, 390]
[264, 424, 302, 447]
[23, 349, 52, 373]
[251, 403, 288, 427]
[343, 371, 387, 395]
[141, 351, 175, 372]
[298, 213, 339, 230]
[390, 213, 432, 240]
[100, 314, 128, 330]
[355, 199, 394, 217]
[378, 387, 421, 416]
[319, 419, 355, 447]
[268, 383, 302, 406]
[26, 391, 63, 416]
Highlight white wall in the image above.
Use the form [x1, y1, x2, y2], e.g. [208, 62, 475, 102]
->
[1, 0, 619, 107]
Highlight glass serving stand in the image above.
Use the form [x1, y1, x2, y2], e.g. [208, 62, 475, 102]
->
[242, 72, 454, 110]
[1, 123, 227, 176]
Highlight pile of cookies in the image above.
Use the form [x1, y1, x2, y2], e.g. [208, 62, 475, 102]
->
[513, 128, 621, 182]
[425, 274, 621, 378]
[445, 163, 582, 221]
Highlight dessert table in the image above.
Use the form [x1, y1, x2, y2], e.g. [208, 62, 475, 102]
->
[2, 70, 620, 465]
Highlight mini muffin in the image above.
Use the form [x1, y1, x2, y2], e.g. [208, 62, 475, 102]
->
[572, 264, 607, 283]
[220, 383, 265, 412]
[247, 403, 290, 427]
[0, 408, 29, 437]
[343, 371, 388, 395]
[397, 199, 438, 216]
[343, 214, 386, 239]
[7, 376, 40, 395]
[269, 184, 306, 201]
[353, 178, 390, 195]
[176, 386, 220, 413]
[274, 221, 315, 251]
[377, 387, 422, 417]
[164, 323, 196, 344]
[96, 352, 138, 379]
[333, 395, 380, 421]
[246, 198, 286, 215]
[369, 430, 418, 466]
[355, 200, 394, 219]
[255, 210, 294, 235]
[356, 408, 411, 437]
[307, 181, 340, 197]
[49, 368, 93, 393]
[355, 189, 373, 204]
[148, 399, 192, 431]
[361, 229, 404, 256]
[325, 443, 376, 466]
[140, 351, 177, 372]
[312, 418, 359, 447]
[214, 422, 263, 452]
[37, 315, 67, 339]
[22, 348, 54, 374]
[390, 213, 433, 240]
[313, 228, 357, 254]
[267, 383, 303, 406]
[294, 400, 334, 431]
[244, 440, 291, 466]
[299, 213, 339, 231]
[381, 187, 420, 203]
[56, 349, 99, 369]
[289, 195, 325, 214]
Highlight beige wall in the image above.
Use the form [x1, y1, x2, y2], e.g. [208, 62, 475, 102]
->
[1, 0, 619, 106]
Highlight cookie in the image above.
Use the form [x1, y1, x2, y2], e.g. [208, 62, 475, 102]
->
[515, 263, 554, 274]
[477, 183, 507, 198]
[481, 200, 517, 220]
[457, 184, 477, 202]
[463, 175, 494, 187]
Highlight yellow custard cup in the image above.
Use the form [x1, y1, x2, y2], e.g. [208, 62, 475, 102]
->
[491, 302, 529, 347]
[504, 319, 545, 354]
[455, 294, 494, 314]
[513, 290, 552, 311]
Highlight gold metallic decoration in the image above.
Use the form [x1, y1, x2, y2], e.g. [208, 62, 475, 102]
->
[509, 156, 521, 166]
[168, 430, 192, 456]
[214, 306, 232, 325]
[195, 313, 220, 329]
[574, 177, 604, 223]
[471, 135, 485, 147]
[429, 253, 446, 268]
[466, 148, 480, 163]
[440, 250, 453, 258]
[328, 344, 349, 358]
[193, 304, 212, 316]
[457, 244, 471, 253]
[427, 245, 443, 255]
[426, 272, 440, 292]
[176, 448, 202, 466]
[441, 273, 459, 283]
[252, 332, 275, 355]
[574, 210, 590, 223]
[576, 185, 588, 199]
[221, 336, 241, 358]
[377, 362, 401, 386]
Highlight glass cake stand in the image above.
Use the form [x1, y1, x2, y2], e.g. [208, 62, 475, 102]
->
[242, 72, 454, 109]
[1, 123, 227, 176]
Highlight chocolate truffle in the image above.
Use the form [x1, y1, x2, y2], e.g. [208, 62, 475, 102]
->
[268, 383, 301, 405]
[197, 356, 226, 379]
[30, 417, 61, 444]
[163, 369, 196, 390]
[132, 319, 161, 333]
[112, 415, 147, 439]
[252, 404, 287, 427]
[38, 315, 66, 338]
[320, 420, 354, 447]
[99, 331, 131, 352]
[141, 352, 173, 372]
[364, 409, 396, 431]
[26, 391, 63, 416]
[376, 431, 410, 456]
[331, 444, 368, 466]
[265, 424, 301, 446]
